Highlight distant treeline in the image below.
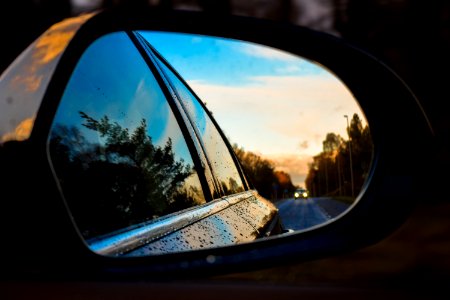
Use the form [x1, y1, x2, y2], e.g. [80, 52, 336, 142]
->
[233, 144, 296, 201]
[229, 113, 372, 201]
[305, 113, 373, 199]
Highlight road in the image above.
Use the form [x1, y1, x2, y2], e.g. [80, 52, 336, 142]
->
[275, 197, 351, 231]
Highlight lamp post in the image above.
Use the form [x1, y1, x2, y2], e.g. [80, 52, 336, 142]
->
[337, 151, 342, 196]
[344, 115, 355, 198]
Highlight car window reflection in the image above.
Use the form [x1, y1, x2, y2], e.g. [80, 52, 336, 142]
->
[151, 52, 245, 196]
[48, 32, 205, 240]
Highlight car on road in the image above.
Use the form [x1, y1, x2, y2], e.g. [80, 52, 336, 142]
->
[294, 188, 308, 200]
[1, 2, 447, 299]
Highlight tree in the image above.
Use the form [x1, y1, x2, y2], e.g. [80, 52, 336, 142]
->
[348, 113, 373, 191]
[49, 112, 203, 239]
[322, 133, 345, 195]
[233, 144, 296, 200]
[323, 132, 342, 153]
[306, 113, 373, 199]
[274, 170, 296, 198]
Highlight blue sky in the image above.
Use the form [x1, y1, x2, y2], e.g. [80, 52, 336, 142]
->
[52, 32, 193, 164]
[141, 31, 327, 86]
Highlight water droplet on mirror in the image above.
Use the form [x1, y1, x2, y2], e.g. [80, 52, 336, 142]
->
[206, 255, 216, 264]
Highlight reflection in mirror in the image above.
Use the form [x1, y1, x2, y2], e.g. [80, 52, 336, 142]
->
[150, 51, 245, 196]
[48, 32, 206, 246]
[141, 31, 373, 231]
[48, 30, 372, 257]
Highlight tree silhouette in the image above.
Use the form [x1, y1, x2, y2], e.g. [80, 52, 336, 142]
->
[306, 113, 373, 199]
[233, 144, 296, 200]
[49, 112, 204, 239]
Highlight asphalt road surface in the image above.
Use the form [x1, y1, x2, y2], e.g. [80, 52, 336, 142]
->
[276, 197, 351, 231]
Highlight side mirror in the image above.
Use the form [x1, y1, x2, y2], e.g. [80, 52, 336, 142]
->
[0, 6, 433, 277]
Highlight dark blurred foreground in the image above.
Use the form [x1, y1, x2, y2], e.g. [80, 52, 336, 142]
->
[3, 202, 449, 298]
[215, 201, 450, 293]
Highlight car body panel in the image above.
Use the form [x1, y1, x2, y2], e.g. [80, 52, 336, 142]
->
[125, 191, 279, 256]
[88, 190, 278, 256]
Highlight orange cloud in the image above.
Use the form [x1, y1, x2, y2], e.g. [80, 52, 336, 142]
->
[11, 74, 43, 92]
[1, 117, 35, 143]
[11, 12, 96, 93]
[1, 12, 97, 144]
[35, 12, 96, 66]
[34, 31, 78, 65]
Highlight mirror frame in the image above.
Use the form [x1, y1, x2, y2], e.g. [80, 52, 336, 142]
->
[5, 5, 433, 279]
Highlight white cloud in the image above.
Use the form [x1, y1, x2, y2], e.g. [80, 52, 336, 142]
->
[189, 75, 365, 185]
[188, 74, 363, 153]
[240, 44, 299, 61]
[276, 65, 302, 74]
[191, 36, 203, 44]
[187, 74, 366, 185]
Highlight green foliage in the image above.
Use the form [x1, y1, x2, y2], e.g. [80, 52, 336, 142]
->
[49, 112, 203, 239]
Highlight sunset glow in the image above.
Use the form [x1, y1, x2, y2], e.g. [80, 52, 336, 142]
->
[0, 12, 96, 144]
[0, 117, 35, 143]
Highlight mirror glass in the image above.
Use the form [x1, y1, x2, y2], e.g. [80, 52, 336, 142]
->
[48, 30, 372, 256]
[142, 31, 372, 229]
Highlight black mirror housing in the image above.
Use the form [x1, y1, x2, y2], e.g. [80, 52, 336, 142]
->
[0, 5, 433, 279]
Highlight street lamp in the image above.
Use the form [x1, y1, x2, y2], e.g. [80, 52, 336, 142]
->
[344, 115, 355, 198]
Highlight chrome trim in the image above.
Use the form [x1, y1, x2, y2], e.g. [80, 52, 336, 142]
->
[88, 191, 254, 256]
